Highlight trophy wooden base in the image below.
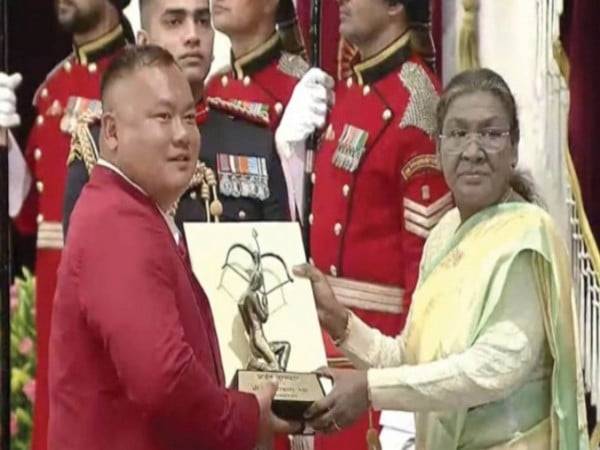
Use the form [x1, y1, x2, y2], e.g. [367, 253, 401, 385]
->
[233, 370, 332, 421]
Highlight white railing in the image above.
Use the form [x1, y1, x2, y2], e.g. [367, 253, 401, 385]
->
[567, 155, 600, 441]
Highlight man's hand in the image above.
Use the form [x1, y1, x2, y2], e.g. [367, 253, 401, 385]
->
[275, 68, 334, 157]
[293, 263, 349, 342]
[255, 378, 302, 449]
[0, 72, 22, 128]
[304, 368, 369, 434]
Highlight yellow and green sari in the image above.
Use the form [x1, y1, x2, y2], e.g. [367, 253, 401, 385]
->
[405, 202, 589, 449]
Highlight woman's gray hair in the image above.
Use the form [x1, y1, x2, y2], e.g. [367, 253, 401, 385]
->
[436, 68, 544, 205]
[436, 68, 520, 145]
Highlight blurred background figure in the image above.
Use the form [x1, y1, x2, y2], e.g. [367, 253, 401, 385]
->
[9, 0, 134, 448]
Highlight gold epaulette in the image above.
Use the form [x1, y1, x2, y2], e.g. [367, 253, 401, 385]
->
[67, 113, 101, 174]
[277, 52, 309, 79]
[398, 62, 439, 137]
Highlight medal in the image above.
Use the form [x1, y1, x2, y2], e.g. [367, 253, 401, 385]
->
[217, 154, 269, 200]
[332, 124, 369, 172]
[366, 409, 382, 450]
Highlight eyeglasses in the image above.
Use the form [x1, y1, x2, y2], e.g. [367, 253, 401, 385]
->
[438, 129, 511, 155]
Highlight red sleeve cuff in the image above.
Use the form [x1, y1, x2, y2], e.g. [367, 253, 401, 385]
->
[228, 390, 261, 450]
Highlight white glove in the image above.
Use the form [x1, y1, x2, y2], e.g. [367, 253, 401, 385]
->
[274, 68, 334, 222]
[275, 67, 334, 155]
[0, 72, 22, 128]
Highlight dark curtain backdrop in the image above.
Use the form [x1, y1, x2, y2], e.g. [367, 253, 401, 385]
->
[8, 0, 70, 277]
[561, 0, 600, 432]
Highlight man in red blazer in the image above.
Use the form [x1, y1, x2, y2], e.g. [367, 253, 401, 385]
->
[49, 45, 296, 450]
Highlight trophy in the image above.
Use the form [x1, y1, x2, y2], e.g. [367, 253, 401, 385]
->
[184, 223, 331, 421]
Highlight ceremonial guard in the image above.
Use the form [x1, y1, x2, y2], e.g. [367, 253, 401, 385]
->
[11, 1, 133, 448]
[206, 0, 308, 132]
[63, 0, 290, 234]
[205, 0, 312, 218]
[306, 1, 451, 448]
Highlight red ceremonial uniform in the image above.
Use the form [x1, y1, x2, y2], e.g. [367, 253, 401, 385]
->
[50, 166, 259, 450]
[310, 32, 452, 449]
[13, 25, 128, 450]
[205, 33, 307, 131]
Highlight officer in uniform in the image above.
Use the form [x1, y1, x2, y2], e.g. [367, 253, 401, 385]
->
[63, 0, 290, 235]
[277, 1, 452, 449]
[11, 1, 133, 449]
[207, 0, 339, 221]
[206, 0, 308, 132]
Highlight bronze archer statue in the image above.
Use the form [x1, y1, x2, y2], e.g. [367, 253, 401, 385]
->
[221, 229, 294, 371]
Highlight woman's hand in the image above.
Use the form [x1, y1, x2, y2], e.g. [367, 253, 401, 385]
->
[293, 263, 349, 342]
[304, 368, 369, 433]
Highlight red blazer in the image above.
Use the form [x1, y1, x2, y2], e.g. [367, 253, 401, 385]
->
[49, 166, 259, 450]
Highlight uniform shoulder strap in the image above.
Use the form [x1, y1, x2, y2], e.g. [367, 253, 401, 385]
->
[277, 52, 309, 79]
[398, 61, 439, 137]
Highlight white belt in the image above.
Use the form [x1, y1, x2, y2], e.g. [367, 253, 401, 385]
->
[37, 221, 64, 250]
[326, 276, 404, 314]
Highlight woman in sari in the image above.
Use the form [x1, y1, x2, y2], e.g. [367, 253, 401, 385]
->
[295, 68, 589, 449]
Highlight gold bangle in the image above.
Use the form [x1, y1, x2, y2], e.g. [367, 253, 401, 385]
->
[332, 310, 351, 346]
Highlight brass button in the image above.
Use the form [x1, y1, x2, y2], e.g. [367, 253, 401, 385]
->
[34, 148, 42, 161]
[238, 210, 247, 220]
[342, 184, 350, 197]
[243, 76, 251, 86]
[274, 102, 283, 115]
[36, 181, 44, 193]
[64, 61, 72, 72]
[363, 85, 371, 96]
[36, 115, 44, 126]
[41, 88, 49, 99]
[334, 223, 342, 236]
[330, 265, 337, 277]
[382, 109, 392, 121]
[308, 213, 314, 225]
[88, 62, 97, 73]
[190, 191, 197, 200]
[36, 213, 44, 225]
[346, 78, 353, 88]
[221, 75, 229, 87]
